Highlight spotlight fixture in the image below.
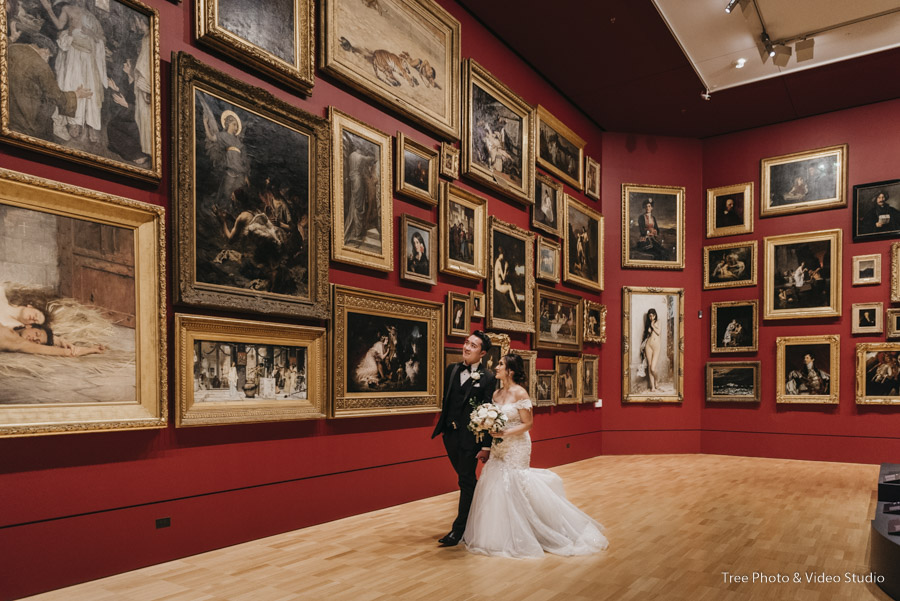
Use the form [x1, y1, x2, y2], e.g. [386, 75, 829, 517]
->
[701, 90, 711, 101]
[761, 32, 775, 57]
[724, 0, 739, 13]
[796, 38, 815, 62]
[772, 44, 792, 67]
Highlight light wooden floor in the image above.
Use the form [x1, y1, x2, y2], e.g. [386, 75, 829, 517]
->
[23, 455, 893, 601]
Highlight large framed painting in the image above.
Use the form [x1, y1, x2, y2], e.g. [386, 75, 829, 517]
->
[395, 131, 439, 206]
[487, 216, 534, 333]
[706, 182, 753, 238]
[536, 105, 584, 190]
[584, 300, 607, 344]
[535, 369, 557, 407]
[710, 300, 758, 354]
[894, 242, 900, 303]
[706, 362, 760, 403]
[320, 0, 461, 139]
[536, 236, 561, 283]
[853, 179, 900, 241]
[582, 353, 598, 403]
[400, 214, 437, 285]
[585, 156, 601, 200]
[622, 183, 685, 270]
[440, 183, 487, 280]
[174, 314, 327, 427]
[851, 302, 883, 335]
[0, 168, 165, 437]
[533, 172, 563, 237]
[622, 286, 684, 403]
[0, 0, 161, 181]
[556, 355, 582, 404]
[534, 285, 582, 352]
[852, 254, 881, 286]
[564, 194, 604, 291]
[703, 241, 757, 290]
[196, 0, 314, 94]
[330, 108, 393, 272]
[332, 285, 442, 418]
[446, 291, 469, 338]
[776, 335, 839, 404]
[172, 53, 329, 319]
[763, 229, 842, 320]
[856, 343, 900, 405]
[462, 59, 535, 205]
[760, 144, 847, 217]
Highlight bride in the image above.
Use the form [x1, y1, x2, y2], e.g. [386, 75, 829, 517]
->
[464, 353, 609, 557]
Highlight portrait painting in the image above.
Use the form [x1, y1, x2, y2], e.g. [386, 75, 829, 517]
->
[536, 236, 560, 283]
[534, 285, 582, 352]
[706, 362, 760, 403]
[853, 179, 900, 241]
[622, 286, 684, 403]
[776, 335, 839, 404]
[440, 183, 487, 280]
[536, 105, 584, 190]
[440, 141, 459, 179]
[856, 343, 900, 405]
[395, 131, 439, 206]
[622, 183, 685, 270]
[703, 241, 756, 289]
[535, 369, 556, 407]
[763, 229, 841, 320]
[585, 156, 600, 200]
[484, 331, 510, 374]
[556, 355, 582, 404]
[462, 59, 535, 205]
[333, 285, 442, 418]
[515, 349, 537, 399]
[174, 314, 327, 426]
[487, 217, 534, 333]
[564, 195, 604, 291]
[447, 291, 469, 338]
[706, 182, 753, 238]
[710, 300, 758, 353]
[889, 309, 900, 339]
[399, 214, 436, 285]
[470, 289, 484, 319]
[852, 254, 881, 286]
[761, 144, 847, 217]
[320, 0, 460, 138]
[851, 302, 883, 335]
[582, 353, 598, 402]
[0, 0, 160, 181]
[173, 53, 329, 319]
[196, 0, 314, 94]
[584, 300, 607, 344]
[0, 168, 165, 437]
[533, 172, 563, 236]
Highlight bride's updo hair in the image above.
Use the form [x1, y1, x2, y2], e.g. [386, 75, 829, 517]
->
[503, 353, 527, 385]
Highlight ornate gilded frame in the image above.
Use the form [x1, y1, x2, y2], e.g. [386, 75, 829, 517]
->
[484, 331, 510, 374]
[320, 0, 461, 139]
[706, 361, 760, 403]
[622, 286, 684, 403]
[888, 309, 900, 339]
[703, 240, 757, 290]
[470, 289, 485, 319]
[330, 107, 393, 272]
[516, 349, 538, 399]
[535, 369, 557, 407]
[0, 0, 161, 181]
[621, 183, 685, 270]
[536, 235, 561, 283]
[851, 302, 883, 335]
[395, 131, 439, 206]
[761, 144, 847, 217]
[533, 172, 563, 237]
[534, 285, 583, 352]
[710, 300, 758, 353]
[582, 353, 598, 402]
[332, 285, 443, 418]
[174, 314, 327, 427]
[563, 194, 604, 291]
[763, 229, 842, 320]
[447, 291, 470, 338]
[851, 253, 881, 286]
[462, 59, 535, 205]
[706, 182, 753, 238]
[892, 242, 900, 303]
[776, 335, 840, 404]
[536, 105, 584, 190]
[172, 52, 330, 319]
[584, 300, 607, 344]
[857, 343, 900, 405]
[556, 355, 582, 404]
[440, 142, 459, 179]
[0, 168, 166, 437]
[196, 0, 314, 94]
[399, 214, 437, 286]
[487, 216, 535, 333]
[584, 156, 601, 200]
[440, 182, 488, 280]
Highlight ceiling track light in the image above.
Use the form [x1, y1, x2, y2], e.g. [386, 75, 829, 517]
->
[761, 32, 775, 57]
[724, 0, 739, 13]
[772, 44, 792, 67]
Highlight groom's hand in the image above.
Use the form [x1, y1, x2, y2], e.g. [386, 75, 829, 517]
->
[476, 449, 490, 463]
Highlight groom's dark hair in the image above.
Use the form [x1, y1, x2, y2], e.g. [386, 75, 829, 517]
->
[472, 330, 491, 353]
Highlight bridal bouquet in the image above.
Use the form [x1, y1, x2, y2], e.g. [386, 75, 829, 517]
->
[468, 402, 507, 443]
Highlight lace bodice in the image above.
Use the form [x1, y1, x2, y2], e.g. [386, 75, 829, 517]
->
[491, 398, 533, 469]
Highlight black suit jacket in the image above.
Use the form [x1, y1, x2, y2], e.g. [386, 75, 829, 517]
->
[432, 361, 497, 445]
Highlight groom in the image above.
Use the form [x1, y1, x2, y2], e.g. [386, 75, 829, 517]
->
[432, 330, 497, 546]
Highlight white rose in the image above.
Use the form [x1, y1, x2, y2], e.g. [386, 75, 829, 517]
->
[477, 408, 488, 419]
[487, 410, 498, 419]
[483, 418, 494, 428]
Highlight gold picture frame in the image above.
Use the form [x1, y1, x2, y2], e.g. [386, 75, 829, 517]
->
[447, 291, 470, 338]
[484, 331, 510, 374]
[534, 285, 583, 352]
[761, 144, 848, 217]
[582, 353, 598, 402]
[0, 0, 161, 182]
[0, 168, 165, 437]
[851, 254, 881, 286]
[470, 289, 485, 319]
[776, 335, 839, 404]
[892, 242, 900, 303]
[462, 59, 535, 205]
[320, 0, 461, 139]
[564, 194, 604, 291]
[622, 183, 685, 270]
[516, 349, 538, 399]
[536, 105, 584, 190]
[556, 355, 582, 404]
[440, 183, 488, 280]
[174, 314, 327, 427]
[332, 285, 442, 418]
[585, 156, 601, 200]
[172, 52, 330, 319]
[533, 172, 563, 237]
[395, 131, 439, 206]
[535, 369, 557, 406]
[851, 302, 883, 335]
[703, 240, 757, 289]
[888, 309, 900, 339]
[400, 214, 437, 286]
[706, 182, 753, 238]
[440, 142, 459, 179]
[710, 300, 758, 353]
[706, 362, 760, 403]
[584, 300, 607, 344]
[196, 0, 314, 94]
[536, 235, 561, 283]
[856, 343, 900, 405]
[488, 216, 535, 333]
[763, 229, 842, 320]
[330, 107, 393, 272]
[622, 286, 684, 403]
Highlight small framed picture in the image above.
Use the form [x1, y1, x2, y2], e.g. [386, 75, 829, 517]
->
[484, 332, 511, 373]
[852, 303, 883, 335]
[470, 290, 485, 319]
[761, 144, 847, 217]
[440, 183, 488, 281]
[703, 241, 757, 289]
[892, 242, 900, 303]
[585, 156, 601, 200]
[711, 300, 758, 353]
[706, 182, 753, 238]
[533, 173, 563, 237]
[536, 236, 561, 283]
[852, 254, 882, 286]
[856, 343, 900, 405]
[440, 142, 460, 180]
[706, 362, 760, 403]
[852, 179, 900, 241]
[536, 105, 584, 190]
[584, 300, 607, 344]
[535, 370, 557, 406]
[400, 215, 437, 286]
[556, 356, 582, 404]
[582, 353, 598, 402]
[444, 347, 464, 369]
[395, 132, 439, 206]
[776, 335, 839, 404]
[888, 309, 900, 339]
[447, 291, 470, 338]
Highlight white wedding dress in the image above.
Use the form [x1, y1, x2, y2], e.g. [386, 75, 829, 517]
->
[463, 398, 609, 558]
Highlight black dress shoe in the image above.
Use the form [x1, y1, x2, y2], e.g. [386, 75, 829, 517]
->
[438, 530, 463, 546]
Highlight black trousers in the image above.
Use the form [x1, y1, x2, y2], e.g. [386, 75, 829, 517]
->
[442, 428, 478, 533]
